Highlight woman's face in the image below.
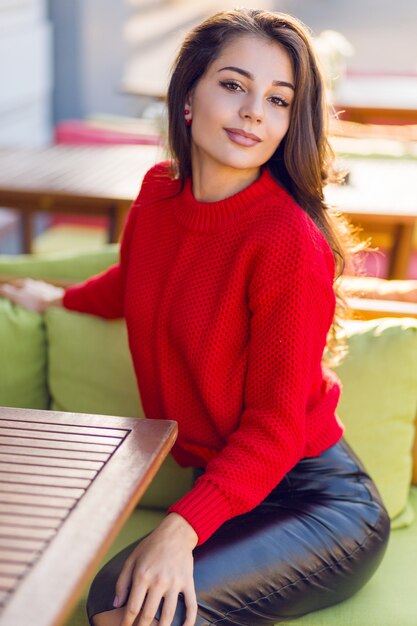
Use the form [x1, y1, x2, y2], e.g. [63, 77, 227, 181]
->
[186, 34, 295, 178]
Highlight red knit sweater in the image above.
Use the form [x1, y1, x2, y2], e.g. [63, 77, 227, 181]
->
[63, 161, 345, 546]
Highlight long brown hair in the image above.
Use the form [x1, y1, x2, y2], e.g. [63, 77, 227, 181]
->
[166, 8, 365, 366]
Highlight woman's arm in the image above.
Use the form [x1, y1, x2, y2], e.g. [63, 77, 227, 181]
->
[167, 261, 342, 546]
[0, 163, 163, 317]
[0, 196, 138, 317]
[62, 263, 126, 318]
[0, 278, 64, 312]
[113, 513, 198, 626]
[63, 162, 173, 318]
[57, 187, 141, 318]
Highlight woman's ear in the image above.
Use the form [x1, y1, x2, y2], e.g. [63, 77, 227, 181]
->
[184, 94, 193, 125]
[184, 93, 192, 113]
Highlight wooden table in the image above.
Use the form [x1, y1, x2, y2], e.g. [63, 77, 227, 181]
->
[1, 145, 415, 279]
[325, 158, 417, 279]
[0, 406, 177, 626]
[0, 145, 161, 253]
[332, 75, 417, 125]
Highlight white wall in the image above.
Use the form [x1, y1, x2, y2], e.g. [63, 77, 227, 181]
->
[50, 0, 133, 122]
[0, 0, 52, 146]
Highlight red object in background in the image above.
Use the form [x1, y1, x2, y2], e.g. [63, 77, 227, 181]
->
[50, 119, 162, 230]
[48, 214, 109, 228]
[54, 119, 162, 146]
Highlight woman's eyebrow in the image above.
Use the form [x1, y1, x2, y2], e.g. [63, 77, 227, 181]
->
[217, 65, 295, 90]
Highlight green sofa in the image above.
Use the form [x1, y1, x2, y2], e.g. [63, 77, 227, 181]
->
[1, 247, 417, 626]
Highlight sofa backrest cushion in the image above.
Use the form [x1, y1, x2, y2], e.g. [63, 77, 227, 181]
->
[0, 246, 118, 283]
[0, 299, 49, 409]
[46, 308, 143, 418]
[45, 307, 195, 508]
[331, 317, 417, 529]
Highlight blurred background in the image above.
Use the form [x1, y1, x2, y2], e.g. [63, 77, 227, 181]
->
[1, 0, 416, 281]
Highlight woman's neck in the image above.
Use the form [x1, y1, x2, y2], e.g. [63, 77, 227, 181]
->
[190, 154, 261, 203]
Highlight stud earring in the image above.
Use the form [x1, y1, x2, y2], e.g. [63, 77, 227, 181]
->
[184, 108, 192, 126]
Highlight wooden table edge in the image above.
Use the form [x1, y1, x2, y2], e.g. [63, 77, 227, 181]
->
[0, 408, 178, 626]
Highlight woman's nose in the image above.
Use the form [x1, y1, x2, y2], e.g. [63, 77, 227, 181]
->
[239, 96, 264, 123]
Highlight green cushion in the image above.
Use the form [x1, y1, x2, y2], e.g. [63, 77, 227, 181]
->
[45, 308, 143, 419]
[330, 318, 417, 528]
[64, 487, 417, 626]
[45, 306, 194, 509]
[0, 298, 48, 409]
[0, 245, 118, 283]
[32, 225, 108, 256]
[139, 454, 194, 509]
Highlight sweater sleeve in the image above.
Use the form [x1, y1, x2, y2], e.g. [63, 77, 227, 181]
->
[62, 213, 133, 318]
[62, 162, 165, 318]
[167, 261, 342, 545]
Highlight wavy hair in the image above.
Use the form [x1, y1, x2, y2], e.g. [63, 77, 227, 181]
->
[166, 8, 366, 366]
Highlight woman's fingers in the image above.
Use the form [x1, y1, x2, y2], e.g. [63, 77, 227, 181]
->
[6, 278, 37, 290]
[0, 283, 36, 310]
[0, 283, 19, 296]
[2, 278, 26, 288]
[114, 517, 199, 626]
[114, 558, 136, 610]
[0, 284, 16, 297]
[15, 278, 35, 287]
[182, 585, 198, 626]
[134, 584, 166, 626]
[0, 278, 64, 312]
[157, 590, 180, 626]
[120, 585, 198, 626]
[119, 577, 151, 626]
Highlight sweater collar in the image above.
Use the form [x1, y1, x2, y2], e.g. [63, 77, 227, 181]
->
[174, 166, 281, 232]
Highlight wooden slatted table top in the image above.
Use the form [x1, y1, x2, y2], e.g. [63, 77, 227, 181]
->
[0, 144, 162, 206]
[0, 406, 177, 626]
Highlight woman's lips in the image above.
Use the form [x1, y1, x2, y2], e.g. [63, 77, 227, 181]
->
[224, 128, 261, 147]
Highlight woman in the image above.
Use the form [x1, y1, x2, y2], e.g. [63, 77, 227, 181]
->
[0, 9, 390, 626]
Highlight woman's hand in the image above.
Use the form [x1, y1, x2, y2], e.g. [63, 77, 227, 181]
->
[115, 512, 199, 626]
[0, 278, 64, 312]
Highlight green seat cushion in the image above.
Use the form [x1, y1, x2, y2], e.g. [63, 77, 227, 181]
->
[0, 245, 118, 283]
[329, 318, 417, 528]
[64, 487, 417, 626]
[0, 299, 48, 409]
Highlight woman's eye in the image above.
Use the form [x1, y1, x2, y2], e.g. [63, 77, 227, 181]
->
[219, 80, 243, 92]
[269, 95, 289, 108]
[219, 81, 290, 107]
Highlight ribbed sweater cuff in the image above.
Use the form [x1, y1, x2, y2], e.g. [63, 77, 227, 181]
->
[167, 479, 233, 546]
[62, 287, 78, 310]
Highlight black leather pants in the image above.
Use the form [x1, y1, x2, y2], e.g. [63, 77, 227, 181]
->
[87, 437, 390, 625]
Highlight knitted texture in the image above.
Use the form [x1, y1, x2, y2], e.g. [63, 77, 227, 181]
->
[63, 161, 345, 546]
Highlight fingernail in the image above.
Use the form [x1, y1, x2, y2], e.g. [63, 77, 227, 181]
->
[113, 595, 120, 608]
